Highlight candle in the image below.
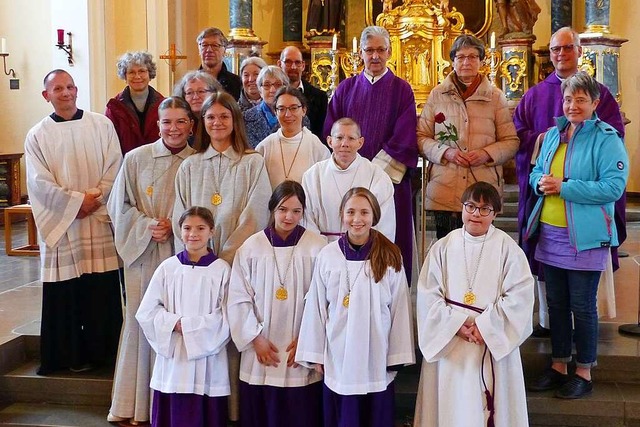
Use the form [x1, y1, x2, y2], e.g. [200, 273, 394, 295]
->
[332, 34, 337, 51]
[57, 29, 65, 45]
[490, 31, 496, 50]
[0, 38, 6, 54]
[352, 37, 357, 53]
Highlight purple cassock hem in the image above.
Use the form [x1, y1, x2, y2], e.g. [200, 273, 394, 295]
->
[176, 249, 217, 266]
[151, 390, 228, 427]
[239, 381, 323, 427]
[322, 382, 395, 427]
[263, 225, 305, 247]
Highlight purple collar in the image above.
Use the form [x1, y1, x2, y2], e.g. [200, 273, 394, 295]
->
[176, 249, 217, 266]
[338, 234, 373, 261]
[264, 225, 305, 247]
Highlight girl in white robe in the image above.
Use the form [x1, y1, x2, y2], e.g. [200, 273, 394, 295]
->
[414, 181, 534, 427]
[107, 96, 195, 425]
[228, 180, 326, 427]
[296, 187, 415, 427]
[136, 207, 231, 427]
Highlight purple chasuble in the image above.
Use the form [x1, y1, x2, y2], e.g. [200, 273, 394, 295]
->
[263, 225, 305, 247]
[324, 71, 417, 282]
[176, 249, 218, 266]
[322, 382, 395, 427]
[513, 72, 626, 273]
[151, 390, 227, 427]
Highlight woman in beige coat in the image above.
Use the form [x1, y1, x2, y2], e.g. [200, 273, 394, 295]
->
[417, 34, 519, 238]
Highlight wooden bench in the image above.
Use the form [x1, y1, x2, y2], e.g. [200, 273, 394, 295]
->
[4, 204, 39, 256]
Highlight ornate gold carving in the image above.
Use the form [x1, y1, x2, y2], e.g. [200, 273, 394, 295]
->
[310, 50, 334, 92]
[500, 53, 527, 92]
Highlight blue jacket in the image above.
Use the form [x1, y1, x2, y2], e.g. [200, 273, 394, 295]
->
[524, 114, 628, 252]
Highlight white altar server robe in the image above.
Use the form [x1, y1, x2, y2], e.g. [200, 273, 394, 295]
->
[301, 155, 395, 242]
[136, 256, 231, 397]
[414, 225, 534, 427]
[228, 229, 326, 387]
[295, 241, 415, 395]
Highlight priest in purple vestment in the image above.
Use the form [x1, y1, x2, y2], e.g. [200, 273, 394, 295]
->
[323, 25, 418, 283]
[513, 27, 625, 336]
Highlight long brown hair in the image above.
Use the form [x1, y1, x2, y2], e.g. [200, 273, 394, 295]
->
[193, 91, 253, 155]
[339, 187, 402, 282]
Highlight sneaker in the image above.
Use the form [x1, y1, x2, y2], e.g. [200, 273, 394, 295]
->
[69, 363, 95, 373]
[555, 375, 593, 399]
[528, 368, 569, 391]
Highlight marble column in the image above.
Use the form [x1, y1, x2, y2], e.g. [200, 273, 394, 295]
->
[283, 0, 303, 44]
[551, 0, 572, 34]
[226, 0, 266, 74]
[585, 0, 610, 33]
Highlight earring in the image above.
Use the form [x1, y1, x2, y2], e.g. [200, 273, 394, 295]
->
[189, 130, 194, 136]
[159, 131, 162, 137]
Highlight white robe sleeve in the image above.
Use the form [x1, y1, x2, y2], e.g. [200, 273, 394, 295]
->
[416, 237, 469, 363]
[301, 168, 322, 235]
[295, 259, 328, 367]
[136, 263, 181, 359]
[387, 267, 416, 366]
[371, 168, 396, 242]
[227, 243, 264, 352]
[181, 266, 231, 360]
[474, 239, 534, 361]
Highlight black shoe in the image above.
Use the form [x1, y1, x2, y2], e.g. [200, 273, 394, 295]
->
[528, 368, 569, 392]
[555, 375, 593, 399]
[531, 324, 551, 338]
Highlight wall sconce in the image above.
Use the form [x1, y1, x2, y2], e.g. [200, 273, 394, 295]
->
[56, 29, 74, 66]
[0, 38, 17, 78]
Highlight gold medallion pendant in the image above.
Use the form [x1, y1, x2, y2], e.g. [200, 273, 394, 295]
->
[275, 287, 288, 301]
[146, 186, 153, 196]
[342, 293, 350, 308]
[463, 291, 476, 305]
[211, 193, 222, 206]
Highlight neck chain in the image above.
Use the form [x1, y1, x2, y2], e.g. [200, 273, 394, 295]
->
[461, 226, 487, 305]
[145, 150, 183, 198]
[331, 158, 361, 197]
[342, 236, 368, 308]
[279, 130, 304, 180]
[270, 227, 300, 301]
[211, 150, 228, 206]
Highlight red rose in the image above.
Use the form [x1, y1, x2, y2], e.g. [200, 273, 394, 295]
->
[434, 112, 446, 123]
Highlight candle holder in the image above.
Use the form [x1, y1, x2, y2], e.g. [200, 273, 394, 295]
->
[340, 51, 362, 78]
[487, 48, 501, 86]
[0, 53, 16, 78]
[329, 48, 338, 98]
[56, 32, 74, 66]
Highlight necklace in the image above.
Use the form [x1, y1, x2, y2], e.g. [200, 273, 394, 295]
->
[269, 227, 300, 301]
[342, 237, 368, 308]
[211, 150, 227, 206]
[146, 151, 183, 197]
[330, 159, 361, 198]
[461, 227, 487, 305]
[279, 130, 304, 180]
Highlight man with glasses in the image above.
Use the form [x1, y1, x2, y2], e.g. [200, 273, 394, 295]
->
[197, 27, 242, 100]
[277, 46, 328, 141]
[323, 25, 418, 284]
[513, 26, 625, 338]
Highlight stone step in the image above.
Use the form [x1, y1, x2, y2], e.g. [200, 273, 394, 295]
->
[0, 402, 111, 427]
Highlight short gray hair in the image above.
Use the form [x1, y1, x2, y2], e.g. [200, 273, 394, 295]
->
[449, 34, 485, 62]
[116, 51, 157, 80]
[551, 27, 581, 48]
[256, 65, 290, 88]
[196, 27, 228, 47]
[172, 70, 223, 98]
[360, 26, 390, 50]
[240, 57, 268, 75]
[560, 71, 600, 101]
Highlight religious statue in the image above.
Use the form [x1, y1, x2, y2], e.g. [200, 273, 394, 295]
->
[306, 0, 344, 36]
[496, 0, 541, 37]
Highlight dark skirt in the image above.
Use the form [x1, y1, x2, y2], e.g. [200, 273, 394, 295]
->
[38, 270, 122, 375]
[239, 381, 323, 427]
[152, 390, 228, 427]
[322, 381, 395, 427]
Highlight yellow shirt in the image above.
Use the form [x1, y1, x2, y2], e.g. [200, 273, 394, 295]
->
[540, 142, 567, 227]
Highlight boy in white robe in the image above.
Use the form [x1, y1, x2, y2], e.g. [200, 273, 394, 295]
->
[414, 182, 534, 427]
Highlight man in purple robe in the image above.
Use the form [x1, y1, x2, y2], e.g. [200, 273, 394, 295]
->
[323, 25, 418, 283]
[513, 26, 625, 336]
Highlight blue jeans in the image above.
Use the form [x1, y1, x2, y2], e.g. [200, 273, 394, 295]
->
[542, 264, 601, 368]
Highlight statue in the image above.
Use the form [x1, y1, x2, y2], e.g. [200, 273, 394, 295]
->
[306, 0, 344, 36]
[496, 0, 541, 37]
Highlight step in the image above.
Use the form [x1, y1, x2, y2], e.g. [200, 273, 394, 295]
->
[0, 402, 111, 427]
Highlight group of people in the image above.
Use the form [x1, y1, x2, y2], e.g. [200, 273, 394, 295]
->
[23, 21, 628, 427]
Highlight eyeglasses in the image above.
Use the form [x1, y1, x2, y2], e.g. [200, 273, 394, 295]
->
[261, 82, 283, 91]
[563, 96, 592, 105]
[276, 105, 303, 114]
[455, 54, 480, 62]
[283, 59, 304, 68]
[462, 203, 494, 217]
[204, 113, 232, 122]
[362, 47, 388, 55]
[199, 43, 224, 51]
[160, 119, 191, 128]
[185, 89, 212, 99]
[126, 69, 149, 77]
[549, 44, 575, 54]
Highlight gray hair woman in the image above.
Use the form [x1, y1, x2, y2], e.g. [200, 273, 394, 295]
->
[173, 70, 223, 116]
[242, 65, 291, 148]
[239, 56, 268, 112]
[106, 51, 165, 154]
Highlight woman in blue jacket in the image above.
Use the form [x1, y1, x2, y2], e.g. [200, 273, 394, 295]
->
[525, 72, 628, 399]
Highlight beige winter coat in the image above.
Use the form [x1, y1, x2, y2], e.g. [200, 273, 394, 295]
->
[417, 73, 519, 212]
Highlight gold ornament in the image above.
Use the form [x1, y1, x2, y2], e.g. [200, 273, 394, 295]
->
[146, 186, 153, 196]
[275, 287, 288, 301]
[342, 293, 350, 308]
[463, 291, 476, 305]
[211, 193, 222, 206]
